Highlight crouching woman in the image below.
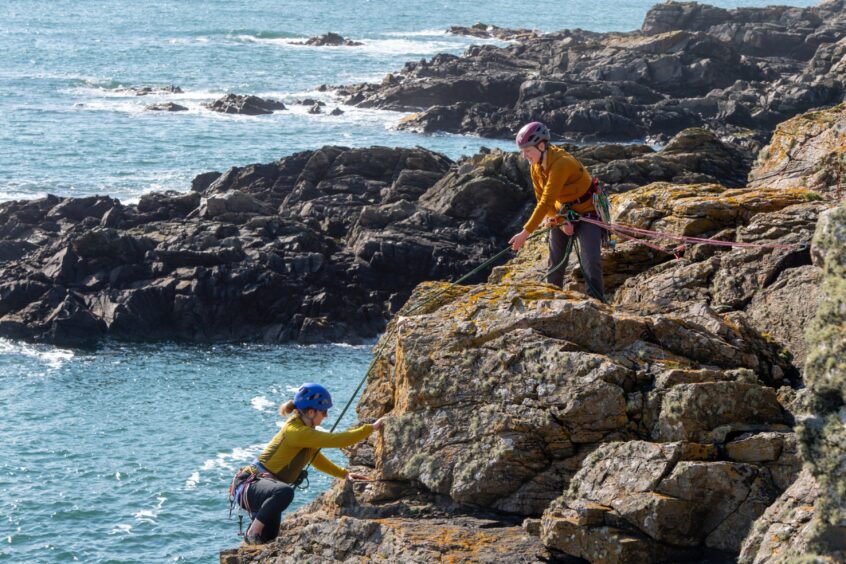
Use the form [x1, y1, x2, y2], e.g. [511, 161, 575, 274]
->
[230, 382, 384, 545]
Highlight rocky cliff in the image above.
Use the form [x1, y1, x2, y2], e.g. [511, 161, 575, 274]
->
[221, 104, 845, 564]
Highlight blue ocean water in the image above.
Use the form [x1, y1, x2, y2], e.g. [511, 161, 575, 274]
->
[0, 1, 819, 562]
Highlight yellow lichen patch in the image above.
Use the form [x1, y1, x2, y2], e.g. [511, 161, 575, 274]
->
[370, 518, 527, 560]
[612, 182, 820, 234]
[750, 103, 846, 196]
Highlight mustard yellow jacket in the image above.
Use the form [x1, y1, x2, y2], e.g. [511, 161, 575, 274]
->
[524, 144, 594, 232]
[256, 417, 373, 481]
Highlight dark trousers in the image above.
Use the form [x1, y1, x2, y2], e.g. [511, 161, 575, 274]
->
[548, 219, 605, 301]
[241, 478, 295, 542]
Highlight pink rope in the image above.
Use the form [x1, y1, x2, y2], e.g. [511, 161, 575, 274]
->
[578, 216, 799, 251]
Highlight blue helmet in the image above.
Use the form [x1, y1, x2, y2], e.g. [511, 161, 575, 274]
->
[294, 383, 333, 412]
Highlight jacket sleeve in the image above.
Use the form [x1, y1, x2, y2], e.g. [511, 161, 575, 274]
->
[312, 451, 348, 479]
[285, 424, 374, 449]
[524, 160, 568, 232]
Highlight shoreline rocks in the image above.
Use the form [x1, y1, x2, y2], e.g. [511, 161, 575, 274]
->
[337, 1, 846, 148]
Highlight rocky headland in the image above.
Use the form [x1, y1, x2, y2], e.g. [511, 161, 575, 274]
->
[217, 101, 846, 564]
[338, 0, 846, 150]
[0, 2, 843, 561]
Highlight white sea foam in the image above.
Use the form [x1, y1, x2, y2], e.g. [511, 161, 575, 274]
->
[72, 99, 148, 114]
[0, 339, 74, 370]
[0, 188, 46, 203]
[175, 30, 505, 57]
[109, 524, 133, 535]
[133, 509, 158, 525]
[189, 445, 261, 489]
[120, 174, 193, 205]
[184, 471, 200, 489]
[250, 395, 274, 412]
[380, 29, 449, 37]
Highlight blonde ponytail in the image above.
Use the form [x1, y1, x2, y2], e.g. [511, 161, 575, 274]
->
[279, 400, 296, 417]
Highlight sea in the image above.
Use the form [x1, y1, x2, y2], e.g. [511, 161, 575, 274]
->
[0, 1, 818, 561]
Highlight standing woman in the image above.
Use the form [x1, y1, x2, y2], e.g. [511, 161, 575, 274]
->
[508, 122, 605, 301]
[230, 383, 384, 546]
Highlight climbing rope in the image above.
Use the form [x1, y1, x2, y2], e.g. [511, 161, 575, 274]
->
[576, 215, 802, 252]
[303, 225, 556, 473]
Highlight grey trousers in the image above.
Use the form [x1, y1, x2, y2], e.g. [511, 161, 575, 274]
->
[547, 219, 605, 301]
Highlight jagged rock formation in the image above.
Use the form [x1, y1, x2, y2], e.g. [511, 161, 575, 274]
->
[339, 1, 846, 148]
[221, 102, 844, 564]
[0, 146, 509, 345]
[738, 201, 846, 563]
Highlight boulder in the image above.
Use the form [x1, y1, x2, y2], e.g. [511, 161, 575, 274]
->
[203, 94, 286, 115]
[749, 102, 846, 199]
[298, 32, 363, 47]
[144, 102, 188, 112]
[739, 470, 846, 563]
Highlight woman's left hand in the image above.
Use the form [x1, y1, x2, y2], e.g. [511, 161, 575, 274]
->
[347, 472, 371, 481]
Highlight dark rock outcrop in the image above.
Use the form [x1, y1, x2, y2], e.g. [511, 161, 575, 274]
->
[121, 85, 183, 96]
[448, 22, 539, 41]
[0, 146, 532, 346]
[338, 1, 846, 148]
[296, 32, 363, 47]
[145, 102, 189, 112]
[203, 94, 286, 115]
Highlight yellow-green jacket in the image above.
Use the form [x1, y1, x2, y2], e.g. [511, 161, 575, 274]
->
[255, 417, 373, 481]
[524, 144, 594, 232]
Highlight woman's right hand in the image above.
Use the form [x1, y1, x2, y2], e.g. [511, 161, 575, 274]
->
[373, 417, 386, 431]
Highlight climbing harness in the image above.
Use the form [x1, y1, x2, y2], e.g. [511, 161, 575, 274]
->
[227, 453, 310, 534]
